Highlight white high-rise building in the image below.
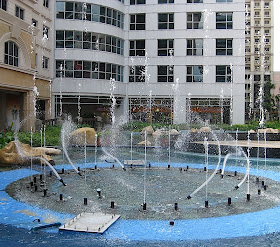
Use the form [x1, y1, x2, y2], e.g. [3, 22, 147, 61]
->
[53, 0, 245, 126]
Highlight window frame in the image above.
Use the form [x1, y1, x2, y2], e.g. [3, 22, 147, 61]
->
[0, 0, 7, 10]
[216, 65, 232, 83]
[129, 40, 145, 56]
[187, 12, 203, 29]
[186, 65, 203, 82]
[157, 65, 174, 82]
[15, 5, 24, 20]
[186, 39, 203, 56]
[4, 41, 19, 67]
[130, 14, 146, 30]
[158, 13, 174, 29]
[129, 66, 146, 82]
[158, 39, 174, 56]
[216, 12, 233, 29]
[216, 39, 233, 56]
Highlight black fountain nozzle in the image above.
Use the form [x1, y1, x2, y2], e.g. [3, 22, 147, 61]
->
[205, 200, 209, 208]
[148, 163, 151, 168]
[84, 197, 88, 205]
[247, 194, 251, 201]
[97, 188, 101, 197]
[174, 203, 178, 211]
[78, 171, 82, 176]
[167, 164, 170, 170]
[142, 203, 147, 210]
[235, 185, 239, 190]
[221, 174, 224, 179]
[111, 201, 115, 209]
[228, 197, 232, 206]
[59, 179, 67, 186]
[33, 218, 41, 223]
[123, 167, 126, 171]
[187, 195, 192, 200]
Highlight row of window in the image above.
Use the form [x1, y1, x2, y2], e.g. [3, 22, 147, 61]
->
[129, 39, 232, 57]
[55, 35, 233, 57]
[130, 12, 232, 30]
[56, 30, 124, 55]
[56, 1, 124, 29]
[56, 60, 124, 82]
[129, 65, 231, 83]
[55, 59, 231, 84]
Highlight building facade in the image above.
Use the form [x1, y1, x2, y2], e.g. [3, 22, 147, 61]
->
[53, 0, 245, 126]
[245, 0, 274, 121]
[0, 0, 53, 131]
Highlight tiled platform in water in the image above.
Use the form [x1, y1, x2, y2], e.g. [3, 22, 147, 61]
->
[59, 212, 120, 233]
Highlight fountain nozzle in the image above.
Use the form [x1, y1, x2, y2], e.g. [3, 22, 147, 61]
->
[123, 167, 126, 171]
[78, 172, 82, 176]
[60, 179, 67, 186]
[235, 185, 239, 190]
[187, 195, 192, 200]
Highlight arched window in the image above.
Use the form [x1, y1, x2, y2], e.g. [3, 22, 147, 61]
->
[4, 41, 19, 67]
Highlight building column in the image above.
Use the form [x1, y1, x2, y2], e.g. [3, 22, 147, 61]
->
[22, 91, 35, 131]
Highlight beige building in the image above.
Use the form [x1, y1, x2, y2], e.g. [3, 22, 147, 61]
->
[245, 0, 274, 121]
[0, 0, 53, 131]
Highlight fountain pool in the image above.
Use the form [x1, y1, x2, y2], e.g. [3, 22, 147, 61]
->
[2, 148, 280, 246]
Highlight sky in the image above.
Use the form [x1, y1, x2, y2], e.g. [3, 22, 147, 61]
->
[274, 1, 280, 71]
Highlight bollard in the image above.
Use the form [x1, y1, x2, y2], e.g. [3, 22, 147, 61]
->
[84, 198, 87, 205]
[61, 168, 64, 174]
[186, 165, 189, 170]
[43, 189, 47, 197]
[60, 194, 63, 201]
[34, 185, 38, 192]
[234, 171, 237, 176]
[262, 181, 265, 187]
[33, 177, 37, 183]
[112, 164, 114, 168]
[148, 163, 151, 169]
[40, 174, 43, 180]
[205, 200, 209, 208]
[256, 177, 259, 184]
[111, 201, 115, 209]
[167, 164, 170, 170]
[94, 165, 97, 169]
[264, 185, 267, 190]
[174, 203, 178, 211]
[258, 189, 261, 195]
[228, 197, 231, 206]
[78, 167, 80, 171]
[219, 169, 222, 173]
[204, 167, 207, 172]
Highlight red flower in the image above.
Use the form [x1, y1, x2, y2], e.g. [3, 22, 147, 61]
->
[2, 129, 5, 132]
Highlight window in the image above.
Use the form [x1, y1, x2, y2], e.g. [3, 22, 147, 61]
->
[158, 65, 173, 82]
[43, 0, 49, 8]
[158, 39, 174, 56]
[42, 56, 49, 69]
[158, 0, 174, 3]
[216, 12, 233, 29]
[264, 20, 270, 25]
[216, 39, 232, 55]
[0, 0, 7, 10]
[130, 0, 145, 4]
[216, 0, 232, 2]
[187, 0, 203, 3]
[130, 14, 145, 30]
[187, 13, 203, 29]
[129, 66, 146, 82]
[129, 40, 145, 56]
[43, 25, 49, 39]
[186, 66, 203, 82]
[158, 13, 174, 29]
[216, 66, 232, 82]
[15, 6, 24, 20]
[187, 39, 203, 56]
[32, 19, 38, 27]
[264, 2, 270, 8]
[56, 60, 124, 82]
[4, 41, 19, 67]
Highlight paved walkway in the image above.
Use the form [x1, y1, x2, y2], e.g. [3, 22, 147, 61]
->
[196, 140, 280, 148]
